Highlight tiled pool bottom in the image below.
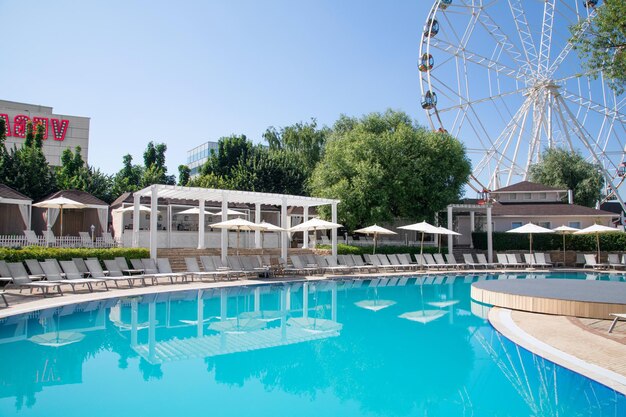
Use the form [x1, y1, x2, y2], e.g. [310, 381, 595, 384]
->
[0, 273, 624, 416]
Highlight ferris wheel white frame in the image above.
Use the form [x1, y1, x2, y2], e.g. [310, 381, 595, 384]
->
[418, 0, 626, 212]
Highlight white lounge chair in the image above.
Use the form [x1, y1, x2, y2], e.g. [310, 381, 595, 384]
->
[583, 254, 608, 270]
[79, 231, 94, 248]
[608, 313, 626, 333]
[463, 253, 484, 269]
[476, 253, 499, 268]
[7, 262, 64, 296]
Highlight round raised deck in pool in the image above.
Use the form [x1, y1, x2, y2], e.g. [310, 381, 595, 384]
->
[471, 279, 626, 319]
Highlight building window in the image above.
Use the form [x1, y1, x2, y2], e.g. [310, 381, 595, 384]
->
[509, 194, 517, 200]
[524, 193, 532, 200]
[538, 221, 551, 229]
[511, 221, 523, 229]
[569, 221, 581, 229]
[538, 193, 546, 200]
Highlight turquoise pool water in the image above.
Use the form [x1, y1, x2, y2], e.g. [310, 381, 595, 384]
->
[0, 272, 624, 416]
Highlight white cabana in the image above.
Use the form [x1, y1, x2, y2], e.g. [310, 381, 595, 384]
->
[131, 184, 340, 261]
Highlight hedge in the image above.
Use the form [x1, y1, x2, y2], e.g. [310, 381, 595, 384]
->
[472, 232, 626, 252]
[315, 244, 440, 255]
[0, 246, 150, 263]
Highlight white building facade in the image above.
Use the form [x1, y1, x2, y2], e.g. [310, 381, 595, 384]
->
[0, 99, 89, 166]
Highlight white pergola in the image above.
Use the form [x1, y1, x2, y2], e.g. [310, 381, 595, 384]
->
[132, 184, 340, 261]
[446, 203, 493, 263]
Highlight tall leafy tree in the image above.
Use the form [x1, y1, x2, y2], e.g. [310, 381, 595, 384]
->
[310, 110, 471, 230]
[178, 165, 191, 186]
[200, 135, 254, 177]
[56, 146, 114, 203]
[570, 0, 626, 94]
[112, 154, 144, 196]
[263, 119, 329, 180]
[528, 148, 604, 207]
[2, 122, 56, 200]
[141, 141, 175, 186]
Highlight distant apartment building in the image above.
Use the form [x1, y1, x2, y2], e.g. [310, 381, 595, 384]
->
[187, 141, 219, 177]
[0, 99, 89, 166]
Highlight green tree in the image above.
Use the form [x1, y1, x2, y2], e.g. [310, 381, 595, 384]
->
[193, 135, 309, 194]
[55, 146, 114, 203]
[3, 122, 56, 200]
[310, 110, 471, 230]
[570, 0, 626, 94]
[112, 154, 144, 196]
[178, 165, 191, 186]
[263, 119, 329, 180]
[528, 148, 603, 207]
[141, 141, 175, 186]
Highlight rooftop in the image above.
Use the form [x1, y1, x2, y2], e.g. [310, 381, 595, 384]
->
[492, 181, 567, 193]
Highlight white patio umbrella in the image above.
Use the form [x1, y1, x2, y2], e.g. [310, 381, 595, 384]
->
[33, 196, 86, 237]
[436, 226, 461, 253]
[552, 225, 580, 266]
[574, 224, 623, 260]
[398, 221, 442, 257]
[178, 207, 217, 216]
[210, 218, 267, 255]
[213, 208, 247, 217]
[113, 205, 155, 213]
[288, 218, 343, 248]
[506, 223, 554, 254]
[258, 221, 285, 250]
[354, 224, 396, 254]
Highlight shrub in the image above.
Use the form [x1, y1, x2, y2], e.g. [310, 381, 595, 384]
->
[0, 246, 150, 263]
[472, 232, 626, 252]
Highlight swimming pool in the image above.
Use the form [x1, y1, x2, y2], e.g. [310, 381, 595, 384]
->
[0, 272, 624, 416]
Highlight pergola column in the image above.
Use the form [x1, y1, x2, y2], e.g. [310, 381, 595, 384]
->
[281, 200, 288, 262]
[149, 186, 158, 259]
[254, 203, 262, 249]
[302, 205, 309, 249]
[132, 193, 140, 248]
[197, 198, 205, 249]
[331, 202, 338, 259]
[447, 205, 453, 255]
[487, 205, 493, 263]
[469, 211, 475, 249]
[221, 198, 228, 263]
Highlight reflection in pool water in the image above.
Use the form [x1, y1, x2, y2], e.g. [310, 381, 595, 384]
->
[0, 273, 624, 416]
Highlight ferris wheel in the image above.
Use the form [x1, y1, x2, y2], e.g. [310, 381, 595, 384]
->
[419, 0, 626, 209]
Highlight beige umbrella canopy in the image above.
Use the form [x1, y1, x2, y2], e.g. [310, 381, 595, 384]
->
[211, 218, 267, 255]
[113, 205, 155, 213]
[178, 207, 217, 215]
[288, 218, 343, 248]
[398, 221, 442, 256]
[33, 196, 86, 237]
[258, 221, 285, 250]
[574, 224, 623, 260]
[354, 224, 396, 254]
[552, 225, 580, 265]
[213, 209, 247, 217]
[506, 223, 554, 254]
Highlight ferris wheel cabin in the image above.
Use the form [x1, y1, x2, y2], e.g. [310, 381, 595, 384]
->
[423, 19, 439, 38]
[584, 0, 598, 8]
[439, 0, 452, 10]
[421, 91, 437, 110]
[418, 54, 434, 72]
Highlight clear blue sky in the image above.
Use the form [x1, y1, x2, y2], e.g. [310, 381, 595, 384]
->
[0, 0, 432, 176]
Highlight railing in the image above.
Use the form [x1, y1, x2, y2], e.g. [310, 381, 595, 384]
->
[0, 235, 118, 248]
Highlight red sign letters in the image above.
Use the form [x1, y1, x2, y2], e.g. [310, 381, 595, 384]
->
[0, 114, 69, 141]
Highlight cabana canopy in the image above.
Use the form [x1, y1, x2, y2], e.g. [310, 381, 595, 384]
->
[0, 184, 32, 232]
[132, 184, 340, 260]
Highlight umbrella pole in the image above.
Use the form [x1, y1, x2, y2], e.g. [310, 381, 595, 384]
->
[563, 234, 566, 266]
[373, 233, 377, 255]
[419, 232, 425, 270]
[237, 229, 240, 256]
[529, 233, 532, 254]
[60, 206, 64, 238]
[597, 232, 600, 262]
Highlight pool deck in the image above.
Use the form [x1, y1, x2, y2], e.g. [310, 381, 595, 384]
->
[2, 267, 626, 396]
[490, 307, 626, 395]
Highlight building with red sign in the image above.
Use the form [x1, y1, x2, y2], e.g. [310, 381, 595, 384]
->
[0, 99, 89, 166]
